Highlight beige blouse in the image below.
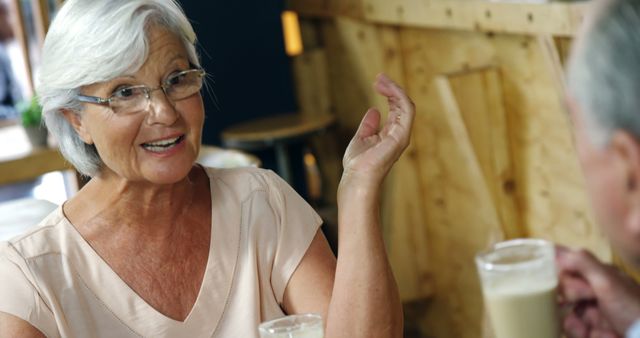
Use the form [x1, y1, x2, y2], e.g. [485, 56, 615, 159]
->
[0, 167, 322, 338]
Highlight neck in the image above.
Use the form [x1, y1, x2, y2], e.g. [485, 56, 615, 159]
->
[70, 167, 202, 240]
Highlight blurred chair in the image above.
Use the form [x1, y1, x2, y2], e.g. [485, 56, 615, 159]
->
[221, 113, 336, 204]
[0, 197, 56, 241]
[197, 145, 261, 168]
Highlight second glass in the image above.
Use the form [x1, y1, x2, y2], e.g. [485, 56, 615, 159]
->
[476, 238, 560, 338]
[258, 313, 324, 338]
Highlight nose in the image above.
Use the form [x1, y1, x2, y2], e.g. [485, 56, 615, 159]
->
[145, 87, 178, 125]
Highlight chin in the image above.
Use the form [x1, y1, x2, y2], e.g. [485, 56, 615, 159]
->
[144, 162, 195, 185]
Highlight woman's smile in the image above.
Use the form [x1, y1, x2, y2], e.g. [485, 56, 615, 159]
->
[140, 134, 186, 155]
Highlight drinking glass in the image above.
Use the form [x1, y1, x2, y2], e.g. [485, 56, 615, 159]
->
[475, 238, 560, 338]
[258, 313, 324, 338]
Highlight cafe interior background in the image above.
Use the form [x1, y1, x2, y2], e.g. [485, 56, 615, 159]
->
[0, 0, 623, 337]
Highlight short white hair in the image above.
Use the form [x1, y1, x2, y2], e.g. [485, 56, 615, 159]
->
[567, 0, 640, 147]
[37, 0, 200, 176]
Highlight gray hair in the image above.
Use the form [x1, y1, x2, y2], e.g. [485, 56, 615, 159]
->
[567, 0, 640, 147]
[37, 0, 200, 176]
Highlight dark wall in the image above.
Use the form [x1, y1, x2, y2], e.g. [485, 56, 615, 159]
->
[181, 1, 310, 196]
[181, 1, 297, 146]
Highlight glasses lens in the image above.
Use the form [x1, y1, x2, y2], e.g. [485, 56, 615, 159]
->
[108, 70, 204, 115]
[165, 70, 204, 101]
[110, 86, 148, 115]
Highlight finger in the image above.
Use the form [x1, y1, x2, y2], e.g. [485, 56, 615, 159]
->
[355, 108, 381, 139]
[557, 249, 611, 293]
[374, 73, 415, 120]
[565, 312, 589, 338]
[556, 244, 570, 256]
[584, 306, 608, 329]
[559, 274, 597, 302]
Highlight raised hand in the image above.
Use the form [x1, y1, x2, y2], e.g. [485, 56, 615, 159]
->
[557, 246, 640, 338]
[340, 73, 415, 190]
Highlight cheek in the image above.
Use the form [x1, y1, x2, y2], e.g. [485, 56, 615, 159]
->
[85, 113, 142, 164]
[181, 96, 205, 135]
[580, 151, 629, 239]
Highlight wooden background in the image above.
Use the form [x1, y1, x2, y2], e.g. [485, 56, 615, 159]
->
[288, 0, 618, 337]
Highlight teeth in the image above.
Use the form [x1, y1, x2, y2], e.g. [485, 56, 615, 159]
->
[144, 136, 180, 147]
[142, 136, 182, 152]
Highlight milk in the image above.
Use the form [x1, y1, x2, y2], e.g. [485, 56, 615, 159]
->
[263, 327, 324, 338]
[484, 280, 560, 338]
[258, 314, 324, 338]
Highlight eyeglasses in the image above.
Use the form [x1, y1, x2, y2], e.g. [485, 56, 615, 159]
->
[76, 68, 205, 115]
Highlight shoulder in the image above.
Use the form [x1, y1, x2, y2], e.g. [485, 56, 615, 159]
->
[202, 166, 284, 201]
[5, 207, 69, 261]
[0, 241, 58, 338]
[0, 207, 69, 300]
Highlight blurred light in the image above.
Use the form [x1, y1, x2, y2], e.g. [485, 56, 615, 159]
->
[281, 10, 303, 56]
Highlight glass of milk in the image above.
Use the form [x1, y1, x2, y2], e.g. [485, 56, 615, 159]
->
[258, 313, 324, 338]
[475, 238, 560, 338]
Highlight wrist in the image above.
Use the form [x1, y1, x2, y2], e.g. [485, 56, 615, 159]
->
[338, 169, 384, 192]
[338, 176, 381, 202]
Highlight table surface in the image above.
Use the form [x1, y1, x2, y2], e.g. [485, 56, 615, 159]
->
[221, 113, 336, 144]
[0, 124, 72, 186]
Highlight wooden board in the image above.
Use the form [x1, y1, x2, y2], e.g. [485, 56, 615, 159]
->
[318, 17, 435, 301]
[291, 0, 589, 37]
[292, 47, 341, 204]
[436, 66, 523, 240]
[289, 3, 615, 337]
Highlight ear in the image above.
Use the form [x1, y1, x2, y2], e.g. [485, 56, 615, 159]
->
[611, 130, 640, 234]
[61, 109, 93, 145]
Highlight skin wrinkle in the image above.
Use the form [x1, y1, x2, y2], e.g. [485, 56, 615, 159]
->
[59, 26, 210, 322]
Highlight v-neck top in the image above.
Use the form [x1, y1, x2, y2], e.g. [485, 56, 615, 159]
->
[0, 167, 322, 338]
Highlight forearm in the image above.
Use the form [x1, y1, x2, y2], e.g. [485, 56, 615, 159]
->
[325, 183, 403, 338]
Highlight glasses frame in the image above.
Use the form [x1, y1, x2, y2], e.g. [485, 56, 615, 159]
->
[76, 68, 206, 114]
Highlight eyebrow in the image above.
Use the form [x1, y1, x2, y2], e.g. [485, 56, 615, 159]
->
[115, 54, 189, 81]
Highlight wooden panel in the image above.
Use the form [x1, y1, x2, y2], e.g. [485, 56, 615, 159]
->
[289, 0, 364, 19]
[293, 50, 332, 118]
[436, 66, 523, 240]
[292, 48, 341, 204]
[290, 3, 614, 337]
[291, 0, 589, 36]
[397, 28, 496, 338]
[489, 34, 609, 256]
[396, 27, 609, 337]
[318, 17, 435, 301]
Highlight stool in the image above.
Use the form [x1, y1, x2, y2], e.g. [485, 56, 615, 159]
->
[221, 114, 336, 185]
[197, 145, 261, 168]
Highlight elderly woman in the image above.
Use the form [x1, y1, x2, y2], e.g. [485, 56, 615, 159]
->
[0, 0, 414, 337]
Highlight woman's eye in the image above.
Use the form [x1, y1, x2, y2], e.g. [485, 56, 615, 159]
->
[167, 74, 185, 86]
[112, 87, 137, 99]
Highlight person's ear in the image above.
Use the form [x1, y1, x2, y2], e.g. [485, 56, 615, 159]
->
[61, 109, 93, 145]
[611, 130, 640, 234]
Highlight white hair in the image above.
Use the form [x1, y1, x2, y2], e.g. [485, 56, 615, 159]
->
[37, 0, 200, 176]
[567, 0, 640, 147]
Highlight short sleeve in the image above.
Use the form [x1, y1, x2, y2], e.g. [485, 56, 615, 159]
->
[0, 243, 58, 338]
[265, 171, 323, 304]
[628, 320, 640, 338]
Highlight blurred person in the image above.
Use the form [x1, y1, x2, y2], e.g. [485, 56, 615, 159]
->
[558, 0, 640, 337]
[0, 0, 413, 337]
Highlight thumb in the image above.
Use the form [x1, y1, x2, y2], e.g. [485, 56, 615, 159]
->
[557, 249, 612, 295]
[355, 108, 381, 139]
